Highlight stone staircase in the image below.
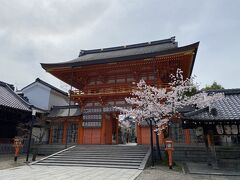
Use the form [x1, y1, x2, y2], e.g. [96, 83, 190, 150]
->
[32, 145, 150, 169]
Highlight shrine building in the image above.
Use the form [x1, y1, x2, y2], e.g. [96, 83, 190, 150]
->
[41, 37, 199, 145]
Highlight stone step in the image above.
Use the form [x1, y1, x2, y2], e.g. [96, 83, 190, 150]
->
[33, 145, 150, 169]
[70, 148, 148, 152]
[61, 152, 146, 156]
[46, 158, 142, 163]
[56, 154, 145, 159]
[50, 156, 144, 160]
[36, 163, 139, 169]
[72, 147, 148, 150]
[38, 160, 140, 166]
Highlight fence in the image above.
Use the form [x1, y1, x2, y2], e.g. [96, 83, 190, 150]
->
[0, 139, 30, 154]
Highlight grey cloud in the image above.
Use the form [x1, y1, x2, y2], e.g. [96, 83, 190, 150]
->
[0, 0, 240, 90]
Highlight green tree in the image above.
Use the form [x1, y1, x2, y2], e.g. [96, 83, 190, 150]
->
[204, 81, 224, 90]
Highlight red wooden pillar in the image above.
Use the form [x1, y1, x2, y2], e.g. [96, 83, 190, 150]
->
[62, 120, 68, 144]
[184, 129, 191, 144]
[159, 131, 164, 145]
[207, 134, 212, 145]
[78, 117, 84, 144]
[137, 124, 142, 145]
[101, 113, 106, 144]
[116, 118, 118, 144]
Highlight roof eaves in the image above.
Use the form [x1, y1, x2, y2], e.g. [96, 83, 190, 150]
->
[0, 83, 31, 112]
[41, 42, 199, 71]
[37, 78, 68, 96]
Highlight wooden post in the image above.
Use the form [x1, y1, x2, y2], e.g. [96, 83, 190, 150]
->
[62, 120, 67, 144]
[159, 131, 164, 145]
[101, 113, 106, 144]
[207, 134, 212, 145]
[137, 124, 142, 144]
[49, 127, 53, 144]
[78, 117, 84, 144]
[116, 118, 119, 144]
[184, 129, 191, 144]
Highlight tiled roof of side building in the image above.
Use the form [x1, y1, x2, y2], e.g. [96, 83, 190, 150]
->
[41, 37, 199, 76]
[47, 105, 81, 118]
[0, 81, 31, 112]
[183, 89, 240, 121]
[21, 78, 68, 96]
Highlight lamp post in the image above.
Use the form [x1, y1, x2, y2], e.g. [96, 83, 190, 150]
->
[165, 140, 174, 169]
[65, 67, 74, 149]
[26, 109, 36, 162]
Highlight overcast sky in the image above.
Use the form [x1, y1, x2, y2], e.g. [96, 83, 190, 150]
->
[0, 0, 239, 91]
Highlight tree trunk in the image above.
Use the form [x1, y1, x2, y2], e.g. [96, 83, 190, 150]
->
[155, 131, 162, 161]
[149, 120, 154, 166]
[203, 129, 211, 166]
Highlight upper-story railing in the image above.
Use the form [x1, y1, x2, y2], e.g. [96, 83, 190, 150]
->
[70, 82, 170, 98]
[71, 85, 133, 98]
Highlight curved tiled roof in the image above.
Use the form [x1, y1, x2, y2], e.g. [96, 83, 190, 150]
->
[41, 37, 199, 77]
[183, 89, 240, 121]
[47, 105, 81, 118]
[0, 81, 31, 111]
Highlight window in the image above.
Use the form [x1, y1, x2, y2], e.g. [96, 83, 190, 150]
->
[149, 75, 155, 80]
[107, 79, 115, 84]
[67, 123, 78, 143]
[127, 77, 134, 82]
[115, 100, 125, 105]
[52, 124, 63, 143]
[116, 78, 125, 83]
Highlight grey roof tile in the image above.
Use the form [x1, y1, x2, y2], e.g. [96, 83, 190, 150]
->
[0, 81, 31, 111]
[184, 89, 240, 121]
[41, 37, 199, 73]
[47, 105, 81, 118]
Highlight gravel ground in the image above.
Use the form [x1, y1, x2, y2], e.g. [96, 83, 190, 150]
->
[0, 154, 45, 170]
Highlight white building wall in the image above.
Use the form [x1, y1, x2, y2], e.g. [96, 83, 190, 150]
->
[22, 83, 51, 110]
[48, 90, 69, 109]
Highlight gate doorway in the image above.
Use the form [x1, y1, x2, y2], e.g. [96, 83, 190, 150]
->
[118, 116, 136, 144]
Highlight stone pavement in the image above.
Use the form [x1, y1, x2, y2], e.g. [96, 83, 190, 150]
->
[0, 165, 142, 180]
[1, 154, 240, 180]
[136, 164, 240, 180]
[186, 162, 240, 176]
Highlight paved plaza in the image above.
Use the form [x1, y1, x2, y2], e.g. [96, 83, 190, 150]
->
[0, 155, 240, 180]
[136, 165, 240, 180]
[0, 164, 239, 180]
[0, 165, 142, 180]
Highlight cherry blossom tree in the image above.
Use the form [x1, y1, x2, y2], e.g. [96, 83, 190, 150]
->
[116, 69, 224, 133]
[116, 70, 223, 162]
[115, 68, 224, 166]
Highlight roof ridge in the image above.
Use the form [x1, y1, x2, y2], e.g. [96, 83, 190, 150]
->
[207, 88, 240, 95]
[183, 106, 209, 117]
[22, 78, 68, 96]
[78, 37, 176, 56]
[36, 78, 68, 96]
[51, 105, 80, 109]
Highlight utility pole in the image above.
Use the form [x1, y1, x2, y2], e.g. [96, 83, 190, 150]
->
[26, 109, 36, 162]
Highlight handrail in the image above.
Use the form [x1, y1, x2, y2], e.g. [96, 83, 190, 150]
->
[72, 86, 132, 96]
[71, 83, 170, 97]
